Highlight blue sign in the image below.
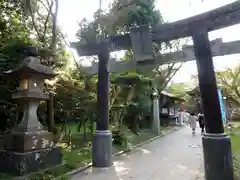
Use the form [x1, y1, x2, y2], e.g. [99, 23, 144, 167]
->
[217, 88, 225, 121]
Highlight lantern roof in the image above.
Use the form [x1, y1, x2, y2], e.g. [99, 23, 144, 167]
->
[5, 56, 56, 78]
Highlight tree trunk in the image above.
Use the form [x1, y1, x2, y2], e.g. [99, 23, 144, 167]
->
[51, 0, 59, 52]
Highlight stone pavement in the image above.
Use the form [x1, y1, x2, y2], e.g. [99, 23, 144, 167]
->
[71, 126, 205, 180]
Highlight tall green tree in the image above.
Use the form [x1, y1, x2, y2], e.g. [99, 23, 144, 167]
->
[216, 64, 240, 106]
[74, 0, 185, 132]
[76, 0, 162, 42]
[190, 64, 240, 108]
[0, 0, 33, 133]
[166, 82, 192, 97]
[0, 0, 69, 133]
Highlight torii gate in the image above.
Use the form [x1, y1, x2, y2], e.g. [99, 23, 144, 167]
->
[71, 1, 240, 180]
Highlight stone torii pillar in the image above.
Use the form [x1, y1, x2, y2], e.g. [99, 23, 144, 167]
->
[74, 41, 112, 167]
[92, 42, 113, 167]
[192, 30, 233, 180]
[73, 26, 153, 168]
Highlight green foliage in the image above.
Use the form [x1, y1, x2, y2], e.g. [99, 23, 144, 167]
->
[76, 0, 163, 42]
[112, 73, 152, 86]
[110, 72, 153, 131]
[0, 0, 69, 133]
[166, 82, 192, 98]
[62, 146, 91, 167]
[112, 129, 128, 147]
[225, 125, 240, 178]
[108, 0, 163, 32]
[216, 64, 240, 106]
[75, 0, 186, 136]
[191, 64, 240, 106]
[0, 0, 31, 133]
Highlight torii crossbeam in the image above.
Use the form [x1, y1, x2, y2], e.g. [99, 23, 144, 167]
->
[76, 38, 240, 75]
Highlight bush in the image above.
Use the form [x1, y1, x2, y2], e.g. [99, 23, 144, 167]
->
[112, 130, 128, 147]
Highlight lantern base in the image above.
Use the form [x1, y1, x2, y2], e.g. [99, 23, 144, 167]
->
[4, 131, 54, 153]
[202, 133, 234, 180]
[0, 146, 61, 176]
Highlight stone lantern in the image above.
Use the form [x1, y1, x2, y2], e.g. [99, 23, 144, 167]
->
[152, 90, 160, 135]
[0, 46, 61, 175]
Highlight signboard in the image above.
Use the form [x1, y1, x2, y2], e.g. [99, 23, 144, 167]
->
[130, 25, 153, 63]
[217, 88, 226, 121]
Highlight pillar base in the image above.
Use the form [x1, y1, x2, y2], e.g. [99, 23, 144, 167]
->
[152, 120, 160, 135]
[202, 133, 234, 180]
[92, 130, 112, 167]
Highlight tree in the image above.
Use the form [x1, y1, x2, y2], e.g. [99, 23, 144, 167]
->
[0, 0, 34, 133]
[76, 0, 162, 43]
[22, 0, 66, 67]
[216, 64, 240, 106]
[0, 0, 69, 133]
[166, 82, 192, 97]
[107, 0, 162, 33]
[76, 0, 185, 92]
[189, 64, 240, 108]
[74, 0, 186, 136]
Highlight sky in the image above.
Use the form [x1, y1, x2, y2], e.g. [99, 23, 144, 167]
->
[58, 0, 240, 83]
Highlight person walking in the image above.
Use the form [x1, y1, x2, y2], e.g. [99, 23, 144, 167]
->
[189, 112, 197, 136]
[198, 113, 205, 135]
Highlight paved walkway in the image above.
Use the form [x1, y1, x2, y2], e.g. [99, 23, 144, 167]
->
[71, 126, 205, 180]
